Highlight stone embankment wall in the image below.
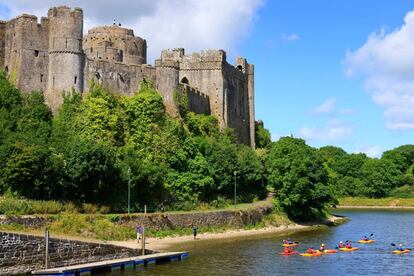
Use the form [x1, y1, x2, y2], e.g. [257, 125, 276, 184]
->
[0, 232, 147, 275]
[118, 201, 274, 230]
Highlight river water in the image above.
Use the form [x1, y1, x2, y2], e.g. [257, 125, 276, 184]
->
[105, 209, 414, 275]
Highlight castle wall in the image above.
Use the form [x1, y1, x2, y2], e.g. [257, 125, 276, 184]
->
[84, 58, 143, 96]
[46, 6, 84, 112]
[223, 62, 250, 145]
[179, 50, 226, 128]
[0, 21, 6, 68]
[3, 15, 49, 93]
[0, 6, 255, 147]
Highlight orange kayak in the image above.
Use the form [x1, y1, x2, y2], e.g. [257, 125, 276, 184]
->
[393, 249, 411, 254]
[282, 243, 299, 247]
[300, 252, 324, 257]
[279, 251, 299, 256]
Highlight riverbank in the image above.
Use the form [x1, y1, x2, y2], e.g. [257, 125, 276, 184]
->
[338, 197, 414, 208]
[109, 215, 347, 251]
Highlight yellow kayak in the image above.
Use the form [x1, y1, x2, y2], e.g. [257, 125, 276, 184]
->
[357, 240, 375, 244]
[322, 249, 338, 254]
[339, 247, 359, 252]
[393, 249, 411, 254]
[300, 252, 324, 257]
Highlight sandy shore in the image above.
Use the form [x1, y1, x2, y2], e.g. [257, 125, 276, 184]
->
[108, 216, 347, 251]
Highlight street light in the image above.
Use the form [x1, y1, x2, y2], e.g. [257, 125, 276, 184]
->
[128, 166, 131, 214]
[234, 171, 237, 207]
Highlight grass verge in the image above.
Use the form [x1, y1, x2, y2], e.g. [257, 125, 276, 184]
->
[338, 197, 414, 207]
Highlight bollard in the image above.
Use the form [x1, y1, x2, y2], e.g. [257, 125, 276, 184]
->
[45, 229, 49, 269]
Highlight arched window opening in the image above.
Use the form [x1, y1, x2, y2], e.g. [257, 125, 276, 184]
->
[237, 65, 243, 71]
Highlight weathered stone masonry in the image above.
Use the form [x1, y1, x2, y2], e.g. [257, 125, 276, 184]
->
[0, 231, 148, 275]
[0, 5, 255, 147]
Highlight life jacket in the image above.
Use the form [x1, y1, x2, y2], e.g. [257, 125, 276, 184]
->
[346, 244, 352, 249]
[339, 243, 344, 248]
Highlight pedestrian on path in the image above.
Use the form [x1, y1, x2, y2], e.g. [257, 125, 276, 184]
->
[193, 225, 198, 240]
[137, 225, 143, 242]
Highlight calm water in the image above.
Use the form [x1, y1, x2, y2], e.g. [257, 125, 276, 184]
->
[103, 210, 414, 275]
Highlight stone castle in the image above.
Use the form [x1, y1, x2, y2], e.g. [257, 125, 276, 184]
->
[0, 6, 255, 147]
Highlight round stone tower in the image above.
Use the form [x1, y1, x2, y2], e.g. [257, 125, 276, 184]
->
[83, 25, 147, 65]
[46, 6, 84, 112]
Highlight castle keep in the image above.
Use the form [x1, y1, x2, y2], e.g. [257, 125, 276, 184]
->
[0, 6, 255, 147]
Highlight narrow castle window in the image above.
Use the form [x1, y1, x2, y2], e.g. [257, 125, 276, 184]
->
[5, 66, 8, 73]
[95, 72, 101, 80]
[53, 76, 55, 88]
[74, 76, 77, 84]
[65, 39, 68, 49]
[40, 74, 43, 82]
[34, 50, 39, 57]
[237, 65, 243, 71]
[181, 77, 189, 84]
[90, 47, 93, 53]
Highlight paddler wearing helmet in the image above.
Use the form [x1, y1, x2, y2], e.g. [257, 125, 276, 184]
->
[319, 243, 325, 252]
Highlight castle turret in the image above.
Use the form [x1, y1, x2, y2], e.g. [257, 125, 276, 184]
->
[155, 48, 183, 115]
[46, 6, 84, 112]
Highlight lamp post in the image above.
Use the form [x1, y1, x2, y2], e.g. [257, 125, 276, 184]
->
[234, 171, 237, 207]
[128, 167, 131, 214]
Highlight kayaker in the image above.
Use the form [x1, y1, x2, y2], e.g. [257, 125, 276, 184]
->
[345, 241, 352, 249]
[283, 239, 293, 245]
[339, 241, 345, 248]
[397, 244, 404, 251]
[306, 247, 316, 254]
[319, 244, 325, 252]
[284, 246, 293, 254]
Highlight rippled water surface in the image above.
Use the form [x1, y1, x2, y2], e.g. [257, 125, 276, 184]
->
[102, 210, 414, 275]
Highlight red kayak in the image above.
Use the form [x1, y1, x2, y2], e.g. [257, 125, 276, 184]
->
[279, 251, 299, 256]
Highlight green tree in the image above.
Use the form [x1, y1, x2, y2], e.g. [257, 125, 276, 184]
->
[360, 159, 400, 198]
[255, 121, 271, 148]
[266, 137, 335, 219]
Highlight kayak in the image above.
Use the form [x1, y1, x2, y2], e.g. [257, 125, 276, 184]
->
[322, 249, 338, 254]
[393, 249, 411, 254]
[279, 251, 299, 256]
[339, 247, 359, 252]
[357, 240, 375, 244]
[282, 243, 299, 247]
[300, 252, 324, 257]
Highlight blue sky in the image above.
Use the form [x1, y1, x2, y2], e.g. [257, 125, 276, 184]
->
[240, 0, 414, 157]
[1, 0, 414, 157]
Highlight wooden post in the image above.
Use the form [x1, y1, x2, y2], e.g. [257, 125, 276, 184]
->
[45, 229, 49, 269]
[142, 205, 147, 255]
[141, 226, 145, 256]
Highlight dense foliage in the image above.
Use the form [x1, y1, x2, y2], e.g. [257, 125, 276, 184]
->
[265, 137, 336, 219]
[320, 145, 414, 199]
[0, 75, 267, 211]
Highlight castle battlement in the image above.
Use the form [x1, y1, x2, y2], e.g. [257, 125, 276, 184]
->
[0, 5, 255, 147]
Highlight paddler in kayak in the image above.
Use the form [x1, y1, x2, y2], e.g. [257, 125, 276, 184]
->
[284, 246, 293, 254]
[306, 247, 317, 254]
[397, 244, 405, 251]
[345, 241, 353, 249]
[283, 239, 294, 245]
[339, 241, 345, 248]
[319, 244, 326, 252]
[362, 235, 369, 241]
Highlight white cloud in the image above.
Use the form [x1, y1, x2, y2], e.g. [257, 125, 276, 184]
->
[299, 120, 353, 142]
[344, 10, 414, 130]
[354, 145, 383, 158]
[281, 33, 300, 43]
[312, 97, 336, 114]
[1, 0, 264, 62]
